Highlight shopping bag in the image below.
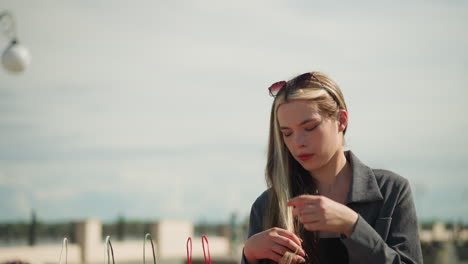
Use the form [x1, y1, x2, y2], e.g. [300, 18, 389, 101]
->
[58, 237, 68, 264]
[186, 235, 212, 264]
[104, 236, 115, 264]
[143, 233, 157, 264]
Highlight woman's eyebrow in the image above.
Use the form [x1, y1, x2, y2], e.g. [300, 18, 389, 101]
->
[280, 118, 319, 129]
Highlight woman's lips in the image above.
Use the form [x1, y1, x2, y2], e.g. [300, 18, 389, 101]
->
[297, 153, 314, 161]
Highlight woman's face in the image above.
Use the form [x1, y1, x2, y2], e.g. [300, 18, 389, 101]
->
[277, 99, 345, 172]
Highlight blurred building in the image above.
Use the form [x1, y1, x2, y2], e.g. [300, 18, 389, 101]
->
[0, 219, 236, 264]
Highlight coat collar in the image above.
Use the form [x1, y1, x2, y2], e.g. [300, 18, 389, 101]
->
[345, 150, 383, 204]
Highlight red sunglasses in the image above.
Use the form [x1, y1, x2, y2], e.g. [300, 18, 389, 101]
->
[268, 80, 287, 97]
[268, 72, 340, 106]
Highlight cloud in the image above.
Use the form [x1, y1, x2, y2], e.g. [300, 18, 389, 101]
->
[0, 187, 31, 220]
[0, 145, 266, 221]
[0, 0, 467, 222]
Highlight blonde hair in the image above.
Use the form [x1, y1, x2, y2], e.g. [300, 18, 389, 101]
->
[265, 72, 347, 264]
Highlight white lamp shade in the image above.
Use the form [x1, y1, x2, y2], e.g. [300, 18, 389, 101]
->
[2, 41, 31, 73]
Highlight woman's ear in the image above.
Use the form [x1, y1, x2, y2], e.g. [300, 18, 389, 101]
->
[338, 110, 348, 132]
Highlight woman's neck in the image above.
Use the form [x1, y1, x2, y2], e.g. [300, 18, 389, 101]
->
[310, 150, 351, 195]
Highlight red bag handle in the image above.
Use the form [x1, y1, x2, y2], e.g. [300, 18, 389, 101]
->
[202, 235, 212, 264]
[186, 237, 192, 264]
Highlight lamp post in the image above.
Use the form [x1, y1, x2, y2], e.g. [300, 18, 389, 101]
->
[0, 10, 31, 73]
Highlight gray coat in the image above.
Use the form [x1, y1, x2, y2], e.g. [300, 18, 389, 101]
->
[242, 150, 423, 264]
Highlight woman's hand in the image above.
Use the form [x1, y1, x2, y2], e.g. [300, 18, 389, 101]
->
[244, 227, 306, 264]
[287, 195, 358, 237]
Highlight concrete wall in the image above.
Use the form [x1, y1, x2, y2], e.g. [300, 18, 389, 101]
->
[153, 220, 193, 259]
[75, 219, 102, 263]
[0, 244, 81, 264]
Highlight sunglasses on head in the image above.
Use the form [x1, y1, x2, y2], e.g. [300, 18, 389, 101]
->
[267, 72, 340, 106]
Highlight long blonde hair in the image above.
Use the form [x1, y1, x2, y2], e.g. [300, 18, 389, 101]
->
[265, 72, 348, 263]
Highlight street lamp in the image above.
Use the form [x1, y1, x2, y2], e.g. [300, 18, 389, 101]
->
[0, 10, 31, 73]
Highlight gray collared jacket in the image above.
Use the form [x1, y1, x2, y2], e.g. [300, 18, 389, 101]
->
[242, 150, 423, 264]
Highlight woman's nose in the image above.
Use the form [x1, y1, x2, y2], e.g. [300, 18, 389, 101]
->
[294, 133, 307, 147]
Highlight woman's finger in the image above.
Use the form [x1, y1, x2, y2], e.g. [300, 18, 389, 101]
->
[266, 251, 283, 263]
[296, 256, 306, 263]
[275, 229, 304, 250]
[299, 212, 321, 224]
[292, 205, 317, 216]
[287, 195, 321, 207]
[270, 247, 306, 264]
[271, 243, 290, 256]
[304, 222, 322, 231]
[270, 234, 305, 256]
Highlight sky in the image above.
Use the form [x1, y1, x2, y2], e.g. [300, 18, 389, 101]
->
[0, 0, 467, 224]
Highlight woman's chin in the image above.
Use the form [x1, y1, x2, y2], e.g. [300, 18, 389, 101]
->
[299, 160, 321, 172]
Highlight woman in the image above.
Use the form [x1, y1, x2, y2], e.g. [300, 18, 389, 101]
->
[242, 72, 423, 264]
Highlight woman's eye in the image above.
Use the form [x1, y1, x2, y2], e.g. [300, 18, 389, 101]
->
[305, 125, 319, 131]
[282, 132, 292, 137]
